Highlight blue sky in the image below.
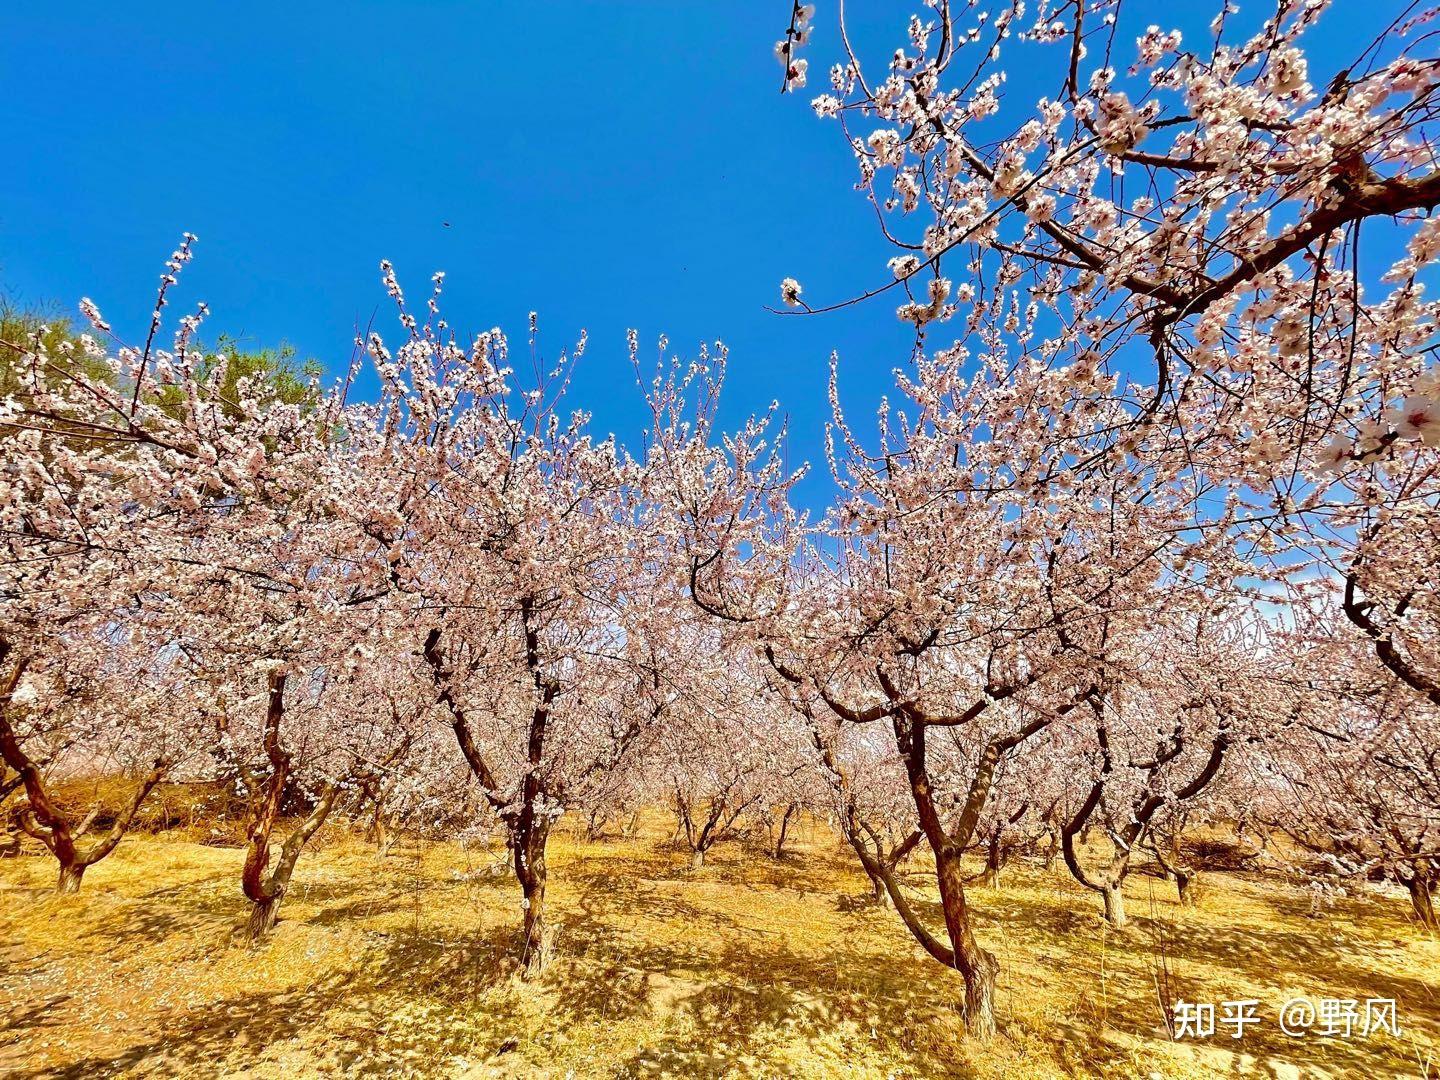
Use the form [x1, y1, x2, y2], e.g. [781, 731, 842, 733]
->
[0, 2, 1401, 511]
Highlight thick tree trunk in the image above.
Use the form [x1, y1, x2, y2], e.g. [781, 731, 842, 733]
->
[244, 861, 292, 945]
[2, 646, 169, 896]
[689, 847, 705, 869]
[963, 951, 999, 1039]
[240, 769, 340, 941]
[1176, 869, 1197, 906]
[1102, 884, 1127, 928]
[247, 893, 283, 941]
[521, 874, 547, 975]
[517, 820, 552, 977]
[871, 872, 889, 907]
[56, 861, 86, 894]
[1407, 875, 1438, 932]
[982, 829, 1003, 888]
[935, 845, 999, 1037]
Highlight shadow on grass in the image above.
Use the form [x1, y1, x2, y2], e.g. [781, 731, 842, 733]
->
[12, 923, 526, 1080]
[539, 857, 976, 1077]
[10, 833, 1434, 1079]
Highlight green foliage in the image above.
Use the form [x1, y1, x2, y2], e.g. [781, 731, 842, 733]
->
[0, 299, 114, 403]
[151, 335, 323, 421]
[1, 293, 323, 440]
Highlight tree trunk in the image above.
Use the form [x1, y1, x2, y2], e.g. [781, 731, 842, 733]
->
[982, 829, 1003, 888]
[1102, 884, 1127, 928]
[241, 770, 340, 944]
[773, 804, 797, 860]
[1176, 869, 1197, 907]
[585, 809, 607, 843]
[963, 950, 999, 1040]
[521, 874, 547, 975]
[2, 647, 169, 896]
[247, 893, 283, 942]
[56, 860, 86, 894]
[516, 819, 552, 977]
[689, 847, 705, 869]
[1407, 875, 1438, 932]
[871, 872, 889, 908]
[935, 845, 999, 1037]
[376, 820, 396, 860]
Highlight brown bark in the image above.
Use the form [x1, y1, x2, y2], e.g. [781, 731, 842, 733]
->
[895, 715, 1000, 1036]
[56, 862, 86, 893]
[1406, 874, 1438, 932]
[1342, 569, 1440, 708]
[1102, 884, 1127, 928]
[781, 664, 1078, 1038]
[427, 605, 585, 974]
[1175, 869, 1198, 906]
[773, 803, 798, 860]
[516, 818, 552, 976]
[871, 871, 889, 907]
[242, 778, 340, 943]
[247, 893, 282, 940]
[1063, 693, 1230, 926]
[675, 780, 757, 869]
[980, 810, 1026, 888]
[1, 648, 171, 894]
[239, 673, 342, 942]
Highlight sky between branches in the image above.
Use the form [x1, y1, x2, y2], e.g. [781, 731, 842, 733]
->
[0, 0, 1411, 511]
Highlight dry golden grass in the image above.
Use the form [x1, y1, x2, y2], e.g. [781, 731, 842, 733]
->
[1, 815, 1436, 1078]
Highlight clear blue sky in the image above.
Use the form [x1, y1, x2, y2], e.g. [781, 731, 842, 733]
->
[0, 2, 1398, 510]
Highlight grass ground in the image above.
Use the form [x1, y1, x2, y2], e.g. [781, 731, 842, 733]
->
[1, 816, 1436, 1078]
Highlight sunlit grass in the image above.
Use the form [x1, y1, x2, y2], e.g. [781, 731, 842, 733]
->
[2, 815, 1436, 1078]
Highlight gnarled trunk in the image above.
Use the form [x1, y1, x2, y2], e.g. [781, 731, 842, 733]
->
[1406, 874, 1438, 932]
[1102, 884, 1127, 928]
[516, 818, 552, 977]
[243, 785, 340, 944]
[2, 645, 170, 896]
[1175, 869, 1197, 907]
[56, 861, 86, 894]
[238, 678, 341, 944]
[871, 871, 889, 907]
[247, 893, 282, 940]
[935, 844, 999, 1037]
[982, 828, 1004, 888]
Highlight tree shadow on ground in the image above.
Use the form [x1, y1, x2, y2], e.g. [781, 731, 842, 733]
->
[539, 860, 974, 1077]
[9, 923, 526, 1080]
[972, 880, 1438, 1079]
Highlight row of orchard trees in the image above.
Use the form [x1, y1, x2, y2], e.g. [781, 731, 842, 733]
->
[3, 0, 1440, 1040]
